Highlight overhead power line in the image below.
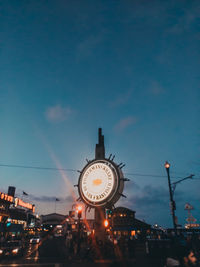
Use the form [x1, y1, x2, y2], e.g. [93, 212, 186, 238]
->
[0, 163, 169, 177]
[0, 163, 77, 172]
[0, 163, 198, 179]
[125, 173, 167, 178]
[126, 173, 200, 180]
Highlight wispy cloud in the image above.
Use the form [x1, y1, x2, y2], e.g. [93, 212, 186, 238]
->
[76, 33, 104, 60]
[133, 185, 169, 206]
[117, 185, 170, 224]
[121, 185, 168, 210]
[128, 180, 141, 191]
[29, 194, 73, 203]
[168, 4, 200, 34]
[118, 184, 189, 224]
[109, 90, 133, 108]
[114, 116, 137, 132]
[45, 105, 73, 123]
[149, 81, 165, 95]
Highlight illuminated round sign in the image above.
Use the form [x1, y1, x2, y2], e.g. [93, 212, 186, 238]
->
[78, 159, 124, 208]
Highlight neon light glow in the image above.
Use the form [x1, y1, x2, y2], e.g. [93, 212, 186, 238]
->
[0, 192, 13, 203]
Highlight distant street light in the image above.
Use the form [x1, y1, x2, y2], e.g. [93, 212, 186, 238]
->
[104, 219, 109, 228]
[165, 161, 177, 234]
[76, 205, 82, 218]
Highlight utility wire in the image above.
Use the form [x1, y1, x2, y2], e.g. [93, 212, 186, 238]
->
[126, 173, 200, 180]
[0, 163, 77, 172]
[0, 163, 171, 178]
[0, 163, 198, 179]
[125, 173, 195, 179]
[125, 173, 169, 178]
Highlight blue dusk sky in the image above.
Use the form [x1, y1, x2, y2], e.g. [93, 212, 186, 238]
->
[0, 0, 199, 228]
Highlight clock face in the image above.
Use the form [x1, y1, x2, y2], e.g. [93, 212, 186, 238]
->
[79, 161, 118, 206]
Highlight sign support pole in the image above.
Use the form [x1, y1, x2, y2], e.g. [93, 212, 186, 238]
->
[94, 128, 106, 242]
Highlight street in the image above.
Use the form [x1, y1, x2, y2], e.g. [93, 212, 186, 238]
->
[0, 237, 165, 267]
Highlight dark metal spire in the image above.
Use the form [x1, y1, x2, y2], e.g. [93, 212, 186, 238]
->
[95, 128, 105, 159]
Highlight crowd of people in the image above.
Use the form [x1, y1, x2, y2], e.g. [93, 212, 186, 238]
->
[163, 233, 200, 267]
[2, 228, 199, 266]
[64, 230, 200, 266]
[64, 231, 136, 261]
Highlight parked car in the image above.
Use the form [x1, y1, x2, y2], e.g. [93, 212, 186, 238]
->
[29, 236, 41, 244]
[0, 240, 24, 257]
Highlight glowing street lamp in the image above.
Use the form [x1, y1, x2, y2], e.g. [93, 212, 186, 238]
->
[76, 205, 82, 218]
[104, 219, 109, 228]
[77, 205, 82, 212]
[165, 161, 170, 169]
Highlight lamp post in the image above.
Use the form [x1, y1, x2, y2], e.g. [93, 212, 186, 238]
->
[76, 205, 82, 255]
[165, 161, 177, 235]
